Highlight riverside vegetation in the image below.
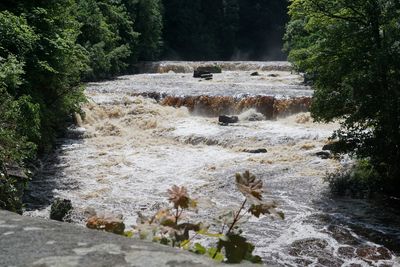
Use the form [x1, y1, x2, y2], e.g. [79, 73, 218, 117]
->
[285, 0, 400, 198]
[1, 0, 400, 259]
[0, 0, 290, 213]
[87, 171, 284, 264]
[0, 0, 164, 212]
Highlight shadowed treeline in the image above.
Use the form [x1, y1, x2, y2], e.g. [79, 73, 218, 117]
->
[162, 0, 288, 60]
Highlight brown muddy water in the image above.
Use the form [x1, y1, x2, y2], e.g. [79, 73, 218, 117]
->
[25, 62, 400, 266]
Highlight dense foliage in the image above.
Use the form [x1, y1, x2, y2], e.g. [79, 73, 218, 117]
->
[0, 0, 290, 212]
[285, 0, 400, 196]
[0, 0, 163, 212]
[0, 1, 85, 212]
[162, 0, 288, 60]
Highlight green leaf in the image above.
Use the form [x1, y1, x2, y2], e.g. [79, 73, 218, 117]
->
[207, 248, 224, 262]
[180, 240, 191, 250]
[124, 231, 133, 238]
[196, 229, 224, 238]
[192, 243, 206, 255]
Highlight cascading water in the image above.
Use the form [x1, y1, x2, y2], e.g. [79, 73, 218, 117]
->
[25, 62, 400, 267]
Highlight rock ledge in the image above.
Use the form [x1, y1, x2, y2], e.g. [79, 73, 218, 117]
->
[0, 210, 256, 267]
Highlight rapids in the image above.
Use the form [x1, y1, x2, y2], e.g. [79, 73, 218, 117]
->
[25, 62, 400, 266]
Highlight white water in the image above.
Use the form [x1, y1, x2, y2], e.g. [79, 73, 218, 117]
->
[25, 63, 399, 267]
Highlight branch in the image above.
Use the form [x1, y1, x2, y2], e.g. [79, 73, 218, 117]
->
[309, 0, 367, 25]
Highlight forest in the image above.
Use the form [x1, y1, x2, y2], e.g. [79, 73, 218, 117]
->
[1, 0, 399, 219]
[1, 0, 400, 265]
[0, 0, 289, 212]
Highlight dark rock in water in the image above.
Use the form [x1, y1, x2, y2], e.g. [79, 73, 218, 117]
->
[197, 65, 221, 74]
[316, 151, 331, 159]
[267, 73, 279, 77]
[219, 115, 239, 124]
[289, 238, 344, 266]
[337, 246, 356, 259]
[244, 148, 268, 154]
[50, 199, 73, 222]
[184, 136, 219, 146]
[250, 71, 260, 76]
[356, 246, 392, 261]
[322, 143, 335, 151]
[289, 238, 329, 257]
[327, 225, 360, 246]
[193, 70, 210, 78]
[322, 141, 346, 153]
[317, 257, 344, 267]
[193, 66, 221, 78]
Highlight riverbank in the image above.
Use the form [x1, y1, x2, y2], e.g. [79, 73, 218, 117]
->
[0, 210, 258, 267]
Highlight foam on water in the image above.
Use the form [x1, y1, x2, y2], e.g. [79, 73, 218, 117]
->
[88, 70, 312, 99]
[25, 62, 399, 266]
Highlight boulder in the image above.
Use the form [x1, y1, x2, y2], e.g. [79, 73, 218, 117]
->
[250, 72, 260, 76]
[316, 151, 331, 159]
[322, 141, 345, 153]
[193, 66, 221, 78]
[243, 149, 268, 154]
[219, 115, 239, 124]
[86, 212, 125, 235]
[197, 65, 221, 73]
[50, 199, 73, 222]
[193, 70, 210, 78]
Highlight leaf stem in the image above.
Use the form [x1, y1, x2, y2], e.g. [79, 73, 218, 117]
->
[226, 198, 247, 235]
[213, 198, 247, 259]
[175, 207, 180, 226]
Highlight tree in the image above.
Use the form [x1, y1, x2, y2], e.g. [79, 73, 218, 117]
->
[161, 0, 288, 60]
[77, 0, 139, 80]
[285, 0, 400, 196]
[236, 0, 288, 60]
[133, 0, 163, 61]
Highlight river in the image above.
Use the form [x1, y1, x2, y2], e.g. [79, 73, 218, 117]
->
[25, 62, 400, 267]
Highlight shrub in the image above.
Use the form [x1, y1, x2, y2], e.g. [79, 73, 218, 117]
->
[325, 160, 382, 198]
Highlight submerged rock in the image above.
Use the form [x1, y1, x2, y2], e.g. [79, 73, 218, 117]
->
[289, 238, 344, 266]
[219, 115, 239, 124]
[243, 149, 268, 154]
[50, 199, 73, 222]
[289, 238, 329, 257]
[356, 246, 392, 261]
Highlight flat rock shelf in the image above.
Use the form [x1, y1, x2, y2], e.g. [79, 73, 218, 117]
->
[0, 210, 258, 267]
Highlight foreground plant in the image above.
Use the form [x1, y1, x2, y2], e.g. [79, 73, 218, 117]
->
[209, 171, 284, 263]
[125, 171, 284, 264]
